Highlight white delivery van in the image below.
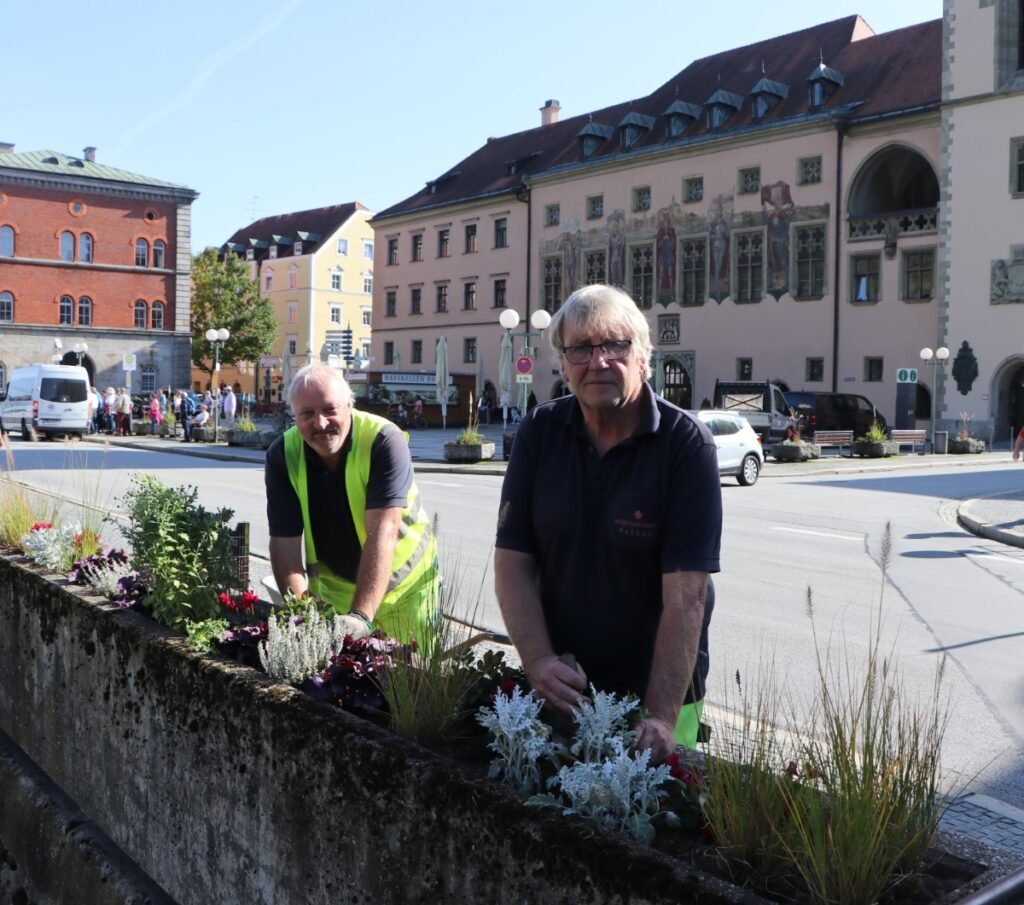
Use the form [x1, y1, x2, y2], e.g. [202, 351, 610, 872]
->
[0, 364, 92, 440]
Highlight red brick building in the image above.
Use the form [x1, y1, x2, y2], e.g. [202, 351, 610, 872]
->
[0, 144, 198, 392]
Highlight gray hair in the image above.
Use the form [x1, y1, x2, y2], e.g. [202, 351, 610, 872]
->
[547, 284, 653, 379]
[288, 363, 353, 408]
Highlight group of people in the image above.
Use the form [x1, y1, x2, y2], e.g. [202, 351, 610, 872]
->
[88, 387, 136, 436]
[83, 384, 239, 440]
[267, 283, 721, 760]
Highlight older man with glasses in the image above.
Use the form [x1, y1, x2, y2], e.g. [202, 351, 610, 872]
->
[494, 283, 721, 761]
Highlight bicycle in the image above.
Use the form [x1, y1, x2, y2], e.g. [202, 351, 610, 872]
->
[409, 412, 427, 430]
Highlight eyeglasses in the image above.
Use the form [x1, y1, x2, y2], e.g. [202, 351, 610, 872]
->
[561, 339, 632, 365]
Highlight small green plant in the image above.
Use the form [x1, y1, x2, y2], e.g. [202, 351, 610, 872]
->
[0, 447, 61, 551]
[233, 414, 257, 433]
[453, 392, 485, 445]
[163, 412, 176, 429]
[185, 618, 230, 652]
[859, 419, 888, 443]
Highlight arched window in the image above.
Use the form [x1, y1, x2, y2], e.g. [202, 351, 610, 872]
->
[79, 233, 93, 263]
[78, 296, 92, 326]
[59, 295, 74, 324]
[0, 291, 13, 323]
[915, 384, 932, 420]
[140, 364, 156, 393]
[151, 300, 165, 330]
[662, 360, 693, 410]
[135, 238, 149, 267]
[153, 239, 166, 268]
[0, 225, 13, 256]
[134, 299, 148, 329]
[60, 231, 75, 262]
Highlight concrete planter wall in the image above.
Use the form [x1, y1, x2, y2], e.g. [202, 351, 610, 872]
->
[0, 556, 760, 905]
[443, 440, 496, 463]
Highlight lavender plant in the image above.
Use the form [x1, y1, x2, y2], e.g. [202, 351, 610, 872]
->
[258, 603, 348, 684]
[476, 686, 557, 795]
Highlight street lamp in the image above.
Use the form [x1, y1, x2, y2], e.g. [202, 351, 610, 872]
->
[919, 345, 949, 453]
[72, 342, 88, 366]
[498, 307, 552, 418]
[206, 327, 230, 442]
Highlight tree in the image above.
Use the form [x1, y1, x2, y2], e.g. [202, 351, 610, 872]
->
[190, 248, 277, 378]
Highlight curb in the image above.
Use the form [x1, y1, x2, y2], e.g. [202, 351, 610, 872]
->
[957, 500, 1024, 550]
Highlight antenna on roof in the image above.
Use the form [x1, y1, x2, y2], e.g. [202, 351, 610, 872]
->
[249, 195, 261, 221]
[761, 60, 766, 74]
[819, 49, 825, 65]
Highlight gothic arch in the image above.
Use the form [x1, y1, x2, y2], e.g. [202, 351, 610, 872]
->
[846, 143, 939, 216]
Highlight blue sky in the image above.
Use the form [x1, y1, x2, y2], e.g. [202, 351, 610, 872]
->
[4, 1, 940, 252]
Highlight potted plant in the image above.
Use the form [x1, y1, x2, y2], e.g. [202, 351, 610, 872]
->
[226, 415, 262, 447]
[158, 412, 176, 438]
[948, 411, 985, 454]
[771, 410, 820, 462]
[444, 394, 495, 463]
[852, 420, 898, 458]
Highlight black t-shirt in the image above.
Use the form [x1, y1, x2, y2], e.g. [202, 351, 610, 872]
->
[265, 426, 413, 581]
[495, 386, 722, 702]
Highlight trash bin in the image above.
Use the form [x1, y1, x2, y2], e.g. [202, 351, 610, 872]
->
[503, 430, 517, 461]
[935, 430, 948, 454]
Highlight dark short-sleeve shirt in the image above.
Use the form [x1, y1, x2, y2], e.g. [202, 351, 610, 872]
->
[495, 385, 722, 701]
[265, 425, 413, 582]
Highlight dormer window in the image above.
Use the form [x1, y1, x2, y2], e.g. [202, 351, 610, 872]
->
[269, 246, 278, 259]
[807, 62, 844, 109]
[293, 241, 303, 255]
[704, 89, 743, 130]
[663, 100, 701, 138]
[617, 112, 656, 149]
[749, 77, 789, 120]
[245, 249, 254, 262]
[576, 121, 615, 160]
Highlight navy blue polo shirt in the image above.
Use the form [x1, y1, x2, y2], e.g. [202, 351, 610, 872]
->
[495, 385, 722, 702]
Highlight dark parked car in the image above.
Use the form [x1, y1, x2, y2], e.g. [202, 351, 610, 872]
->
[783, 391, 886, 440]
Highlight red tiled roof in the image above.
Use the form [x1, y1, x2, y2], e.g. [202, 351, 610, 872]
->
[376, 14, 940, 221]
[223, 202, 368, 255]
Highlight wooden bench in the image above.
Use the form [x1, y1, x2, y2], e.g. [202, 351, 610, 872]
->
[812, 430, 854, 454]
[890, 428, 928, 453]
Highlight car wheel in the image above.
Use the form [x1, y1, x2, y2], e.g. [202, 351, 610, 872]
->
[738, 454, 761, 486]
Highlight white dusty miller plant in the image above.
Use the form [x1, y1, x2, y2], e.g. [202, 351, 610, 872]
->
[570, 685, 639, 763]
[21, 522, 81, 572]
[258, 603, 347, 684]
[475, 686, 557, 795]
[79, 559, 137, 600]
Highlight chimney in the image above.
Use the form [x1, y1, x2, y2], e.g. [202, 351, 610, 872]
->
[0, 142, 14, 154]
[83, 146, 96, 162]
[540, 99, 561, 127]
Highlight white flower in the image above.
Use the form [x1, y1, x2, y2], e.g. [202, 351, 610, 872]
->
[258, 604, 348, 684]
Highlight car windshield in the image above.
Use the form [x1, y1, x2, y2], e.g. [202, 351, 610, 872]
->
[40, 378, 87, 403]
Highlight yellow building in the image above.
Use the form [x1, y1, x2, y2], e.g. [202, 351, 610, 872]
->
[219, 202, 375, 400]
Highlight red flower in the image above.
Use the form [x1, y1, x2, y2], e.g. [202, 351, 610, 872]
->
[218, 592, 238, 613]
[31, 522, 53, 532]
[239, 591, 259, 613]
[498, 678, 518, 698]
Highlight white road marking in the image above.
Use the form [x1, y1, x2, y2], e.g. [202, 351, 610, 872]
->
[965, 551, 1024, 566]
[418, 480, 463, 488]
[770, 526, 862, 542]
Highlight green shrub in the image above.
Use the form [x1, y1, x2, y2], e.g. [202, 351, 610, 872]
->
[233, 414, 257, 433]
[859, 420, 888, 443]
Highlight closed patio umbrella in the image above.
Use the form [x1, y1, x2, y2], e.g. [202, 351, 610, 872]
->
[498, 331, 514, 427]
[435, 336, 450, 431]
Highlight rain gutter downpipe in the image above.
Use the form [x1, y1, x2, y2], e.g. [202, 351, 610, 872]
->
[832, 117, 847, 393]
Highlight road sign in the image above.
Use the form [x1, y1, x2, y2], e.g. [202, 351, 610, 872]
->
[515, 355, 534, 375]
[516, 373, 533, 384]
[896, 367, 919, 383]
[122, 353, 136, 372]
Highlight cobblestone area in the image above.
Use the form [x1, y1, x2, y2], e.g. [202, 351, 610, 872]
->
[940, 794, 1024, 854]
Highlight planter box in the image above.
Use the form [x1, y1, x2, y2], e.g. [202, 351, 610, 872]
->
[771, 442, 821, 462]
[948, 437, 985, 454]
[259, 430, 283, 450]
[852, 439, 900, 458]
[190, 426, 215, 443]
[443, 440, 496, 463]
[226, 430, 262, 448]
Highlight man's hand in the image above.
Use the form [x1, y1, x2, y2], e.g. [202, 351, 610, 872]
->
[635, 716, 677, 764]
[336, 613, 372, 641]
[526, 653, 587, 714]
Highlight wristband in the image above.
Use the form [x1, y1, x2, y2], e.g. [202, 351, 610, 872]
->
[348, 610, 372, 629]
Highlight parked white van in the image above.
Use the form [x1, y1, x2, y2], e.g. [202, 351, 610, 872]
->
[0, 364, 91, 440]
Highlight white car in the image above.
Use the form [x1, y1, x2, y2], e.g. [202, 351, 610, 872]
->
[695, 410, 764, 486]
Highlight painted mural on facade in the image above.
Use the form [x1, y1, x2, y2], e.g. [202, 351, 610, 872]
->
[990, 245, 1024, 303]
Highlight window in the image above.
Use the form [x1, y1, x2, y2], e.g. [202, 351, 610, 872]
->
[586, 195, 604, 220]
[80, 233, 94, 263]
[59, 295, 74, 325]
[133, 300, 147, 329]
[542, 256, 563, 312]
[411, 340, 423, 364]
[151, 300, 164, 330]
[361, 340, 371, 358]
[330, 306, 342, 325]
[337, 238, 349, 256]
[287, 337, 297, 355]
[737, 358, 753, 381]
[287, 302, 297, 324]
[386, 237, 398, 264]
[361, 307, 371, 327]
[1014, 139, 1024, 194]
[363, 241, 374, 259]
[140, 364, 156, 394]
[78, 296, 93, 326]
[632, 186, 651, 212]
[134, 238, 148, 267]
[739, 167, 761, 194]
[437, 229, 450, 258]
[683, 177, 703, 204]
[363, 273, 373, 294]
[383, 341, 394, 365]
[902, 250, 934, 300]
[494, 218, 508, 248]
[385, 290, 396, 317]
[630, 244, 654, 308]
[493, 278, 507, 308]
[411, 234, 423, 261]
[463, 281, 477, 310]
[410, 287, 422, 315]
[61, 231, 75, 262]
[331, 269, 342, 291]
[806, 358, 824, 382]
[735, 232, 764, 302]
[795, 226, 826, 299]
[0, 225, 14, 256]
[681, 238, 707, 306]
[0, 291, 13, 322]
[465, 222, 477, 253]
[852, 254, 880, 302]
[263, 271, 273, 292]
[436, 284, 448, 313]
[584, 250, 606, 285]
[709, 106, 730, 128]
[269, 246, 278, 259]
[864, 357, 884, 382]
[544, 204, 560, 227]
[799, 156, 823, 185]
[152, 239, 165, 268]
[464, 337, 477, 364]
[288, 266, 298, 290]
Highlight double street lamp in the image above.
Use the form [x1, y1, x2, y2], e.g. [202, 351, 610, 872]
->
[919, 345, 949, 453]
[72, 342, 88, 366]
[206, 327, 231, 442]
[498, 307, 552, 420]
